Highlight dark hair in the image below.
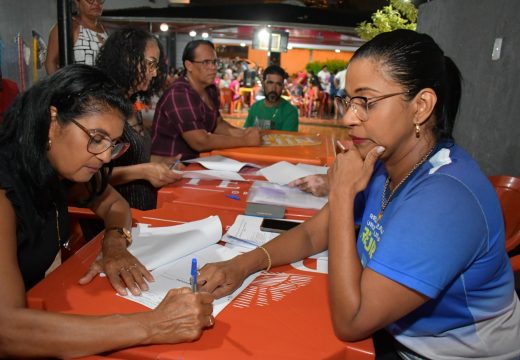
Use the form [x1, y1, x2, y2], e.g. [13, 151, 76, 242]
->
[0, 64, 132, 214]
[352, 29, 462, 140]
[262, 65, 288, 81]
[182, 40, 215, 68]
[96, 28, 167, 101]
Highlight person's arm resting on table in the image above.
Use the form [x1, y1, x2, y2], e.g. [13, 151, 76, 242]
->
[182, 116, 261, 152]
[0, 189, 215, 358]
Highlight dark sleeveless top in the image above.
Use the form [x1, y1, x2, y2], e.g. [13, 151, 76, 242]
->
[111, 117, 156, 210]
[79, 112, 157, 240]
[0, 146, 70, 290]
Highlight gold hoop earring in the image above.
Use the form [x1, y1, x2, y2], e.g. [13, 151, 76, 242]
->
[47, 139, 52, 150]
[415, 123, 421, 138]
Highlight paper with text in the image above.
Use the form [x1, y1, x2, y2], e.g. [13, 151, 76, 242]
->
[172, 169, 246, 181]
[129, 216, 222, 270]
[259, 161, 328, 185]
[247, 181, 327, 210]
[184, 155, 261, 172]
[122, 244, 258, 316]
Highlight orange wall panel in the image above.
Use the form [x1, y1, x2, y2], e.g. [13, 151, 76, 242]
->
[281, 49, 310, 76]
[311, 50, 354, 63]
[247, 49, 269, 69]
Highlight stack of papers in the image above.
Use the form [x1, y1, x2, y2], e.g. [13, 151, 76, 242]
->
[259, 161, 328, 185]
[122, 216, 259, 316]
[170, 155, 262, 181]
[247, 181, 327, 210]
[222, 215, 281, 250]
[184, 155, 261, 172]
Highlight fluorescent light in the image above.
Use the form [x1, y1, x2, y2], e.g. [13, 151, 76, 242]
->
[202, 32, 209, 39]
[189, 30, 197, 37]
[160, 23, 169, 32]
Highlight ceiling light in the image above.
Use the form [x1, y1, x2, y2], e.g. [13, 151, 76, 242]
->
[202, 32, 209, 39]
[240, 42, 246, 47]
[160, 23, 169, 32]
[335, 49, 341, 53]
[189, 30, 197, 37]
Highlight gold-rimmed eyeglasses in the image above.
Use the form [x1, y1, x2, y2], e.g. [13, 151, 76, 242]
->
[190, 58, 221, 68]
[334, 91, 409, 122]
[83, 0, 105, 5]
[70, 118, 129, 159]
[145, 58, 159, 72]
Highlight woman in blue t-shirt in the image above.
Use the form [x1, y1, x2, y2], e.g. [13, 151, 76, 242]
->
[198, 30, 520, 359]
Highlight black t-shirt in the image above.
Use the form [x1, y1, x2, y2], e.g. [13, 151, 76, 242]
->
[0, 146, 70, 290]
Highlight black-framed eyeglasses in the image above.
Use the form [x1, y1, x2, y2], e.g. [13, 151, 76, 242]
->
[70, 118, 129, 159]
[145, 57, 159, 72]
[83, 0, 105, 5]
[190, 58, 221, 68]
[334, 91, 409, 122]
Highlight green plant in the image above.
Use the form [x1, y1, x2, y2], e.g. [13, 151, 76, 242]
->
[356, 0, 418, 41]
[305, 59, 347, 74]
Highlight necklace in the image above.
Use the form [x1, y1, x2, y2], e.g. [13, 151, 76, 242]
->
[377, 144, 437, 222]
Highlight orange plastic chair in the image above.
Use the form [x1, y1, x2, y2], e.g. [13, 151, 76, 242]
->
[219, 88, 234, 114]
[488, 176, 520, 253]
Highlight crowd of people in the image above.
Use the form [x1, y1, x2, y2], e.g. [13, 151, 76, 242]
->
[0, 2, 518, 355]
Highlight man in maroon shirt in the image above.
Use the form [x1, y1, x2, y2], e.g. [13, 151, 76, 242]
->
[150, 40, 261, 161]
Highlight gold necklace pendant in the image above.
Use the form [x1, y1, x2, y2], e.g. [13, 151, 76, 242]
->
[377, 144, 437, 223]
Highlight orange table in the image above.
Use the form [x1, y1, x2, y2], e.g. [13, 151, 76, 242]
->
[201, 130, 337, 166]
[28, 204, 374, 359]
[157, 174, 318, 222]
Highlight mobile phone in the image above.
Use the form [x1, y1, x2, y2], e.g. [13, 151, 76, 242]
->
[245, 203, 285, 218]
[260, 218, 300, 233]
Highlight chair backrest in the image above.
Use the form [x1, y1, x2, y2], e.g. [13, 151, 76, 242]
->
[489, 176, 520, 252]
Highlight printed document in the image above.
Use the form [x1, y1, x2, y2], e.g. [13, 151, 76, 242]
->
[172, 169, 246, 181]
[247, 181, 327, 210]
[259, 161, 328, 185]
[184, 155, 261, 172]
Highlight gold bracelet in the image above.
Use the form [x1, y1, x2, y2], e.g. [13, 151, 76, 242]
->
[258, 245, 272, 272]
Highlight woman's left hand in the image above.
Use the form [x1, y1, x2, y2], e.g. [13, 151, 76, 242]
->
[79, 238, 154, 296]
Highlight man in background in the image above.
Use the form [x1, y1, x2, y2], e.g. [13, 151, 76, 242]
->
[244, 65, 299, 131]
[150, 40, 261, 161]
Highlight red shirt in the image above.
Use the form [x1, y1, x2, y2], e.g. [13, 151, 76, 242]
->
[0, 79, 19, 123]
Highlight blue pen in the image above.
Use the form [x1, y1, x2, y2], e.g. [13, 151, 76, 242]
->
[190, 258, 198, 292]
[226, 194, 240, 201]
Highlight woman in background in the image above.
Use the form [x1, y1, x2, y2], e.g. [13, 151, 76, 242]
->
[46, 0, 107, 74]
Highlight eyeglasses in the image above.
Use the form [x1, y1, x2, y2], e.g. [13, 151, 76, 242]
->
[190, 58, 221, 68]
[70, 118, 129, 159]
[145, 58, 159, 72]
[83, 0, 105, 5]
[334, 91, 409, 122]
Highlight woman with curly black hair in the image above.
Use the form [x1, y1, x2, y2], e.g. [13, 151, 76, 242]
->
[80, 28, 181, 239]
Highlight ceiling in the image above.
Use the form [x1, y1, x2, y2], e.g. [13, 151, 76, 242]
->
[101, 2, 380, 50]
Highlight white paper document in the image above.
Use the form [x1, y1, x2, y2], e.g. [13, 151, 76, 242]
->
[123, 244, 259, 316]
[247, 181, 328, 210]
[259, 161, 328, 185]
[225, 215, 280, 246]
[129, 216, 222, 270]
[184, 155, 261, 172]
[172, 169, 246, 181]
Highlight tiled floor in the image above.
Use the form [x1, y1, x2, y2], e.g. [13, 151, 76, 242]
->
[223, 110, 350, 140]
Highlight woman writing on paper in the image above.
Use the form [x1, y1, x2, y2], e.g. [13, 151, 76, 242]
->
[199, 30, 520, 359]
[0, 65, 214, 357]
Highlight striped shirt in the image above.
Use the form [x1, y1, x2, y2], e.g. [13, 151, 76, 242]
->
[151, 77, 220, 160]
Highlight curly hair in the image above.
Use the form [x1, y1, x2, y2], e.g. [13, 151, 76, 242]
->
[95, 28, 167, 101]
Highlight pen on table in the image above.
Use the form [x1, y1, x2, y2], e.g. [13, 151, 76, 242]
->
[190, 258, 198, 292]
[226, 194, 240, 201]
[170, 159, 181, 171]
[336, 140, 347, 153]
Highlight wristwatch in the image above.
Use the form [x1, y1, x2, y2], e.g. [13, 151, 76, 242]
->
[105, 227, 132, 246]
